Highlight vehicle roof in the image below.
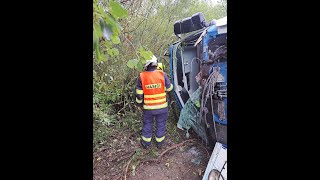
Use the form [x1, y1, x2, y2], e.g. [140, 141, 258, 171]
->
[216, 16, 227, 34]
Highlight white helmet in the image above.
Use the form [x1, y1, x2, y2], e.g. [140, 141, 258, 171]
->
[144, 55, 157, 70]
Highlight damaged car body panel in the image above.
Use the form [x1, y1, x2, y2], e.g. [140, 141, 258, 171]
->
[169, 13, 227, 180]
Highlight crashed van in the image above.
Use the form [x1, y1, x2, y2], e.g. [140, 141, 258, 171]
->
[168, 12, 227, 180]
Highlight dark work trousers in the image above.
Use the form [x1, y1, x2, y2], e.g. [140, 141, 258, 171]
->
[141, 107, 168, 142]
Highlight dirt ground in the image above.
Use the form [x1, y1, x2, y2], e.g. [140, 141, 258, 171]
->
[129, 144, 209, 180]
[93, 124, 212, 180]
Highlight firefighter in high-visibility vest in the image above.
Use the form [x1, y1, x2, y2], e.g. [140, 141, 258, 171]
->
[135, 55, 173, 149]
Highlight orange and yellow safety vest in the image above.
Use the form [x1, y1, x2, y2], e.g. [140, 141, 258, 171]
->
[140, 70, 168, 110]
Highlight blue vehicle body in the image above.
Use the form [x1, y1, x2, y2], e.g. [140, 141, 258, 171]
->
[168, 13, 227, 180]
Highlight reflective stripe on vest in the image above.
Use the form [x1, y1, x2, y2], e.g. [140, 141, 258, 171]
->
[140, 70, 167, 110]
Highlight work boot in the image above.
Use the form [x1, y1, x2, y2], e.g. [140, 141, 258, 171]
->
[140, 139, 151, 149]
[156, 141, 164, 149]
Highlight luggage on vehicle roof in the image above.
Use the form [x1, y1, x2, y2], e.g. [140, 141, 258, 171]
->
[174, 12, 208, 35]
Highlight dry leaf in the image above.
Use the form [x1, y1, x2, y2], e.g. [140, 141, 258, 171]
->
[165, 162, 170, 167]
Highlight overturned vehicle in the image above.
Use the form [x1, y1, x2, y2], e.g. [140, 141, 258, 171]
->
[168, 12, 227, 180]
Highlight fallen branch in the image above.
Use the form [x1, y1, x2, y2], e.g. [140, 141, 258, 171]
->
[158, 139, 197, 159]
[139, 139, 198, 165]
[124, 158, 133, 180]
[113, 151, 135, 163]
